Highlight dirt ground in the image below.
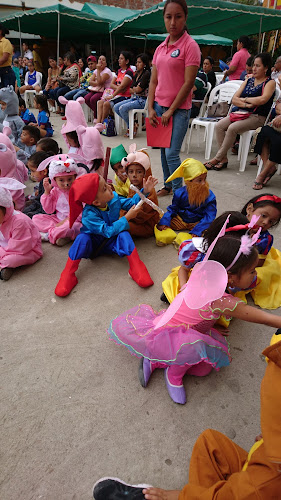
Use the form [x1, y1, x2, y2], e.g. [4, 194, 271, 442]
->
[1, 110, 281, 499]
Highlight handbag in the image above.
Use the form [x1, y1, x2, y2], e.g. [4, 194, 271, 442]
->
[229, 79, 267, 123]
[88, 85, 104, 93]
[101, 88, 114, 100]
[101, 116, 116, 137]
[207, 101, 229, 118]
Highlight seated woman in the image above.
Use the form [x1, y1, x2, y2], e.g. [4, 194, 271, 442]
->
[114, 53, 150, 137]
[84, 55, 112, 120]
[53, 52, 80, 116]
[19, 60, 42, 95]
[252, 100, 281, 189]
[63, 56, 97, 101]
[203, 56, 216, 89]
[205, 52, 276, 171]
[42, 56, 60, 111]
[96, 51, 134, 125]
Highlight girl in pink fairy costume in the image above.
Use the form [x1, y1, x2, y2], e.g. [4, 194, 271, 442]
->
[0, 178, 43, 281]
[0, 126, 28, 210]
[32, 154, 82, 246]
[108, 216, 281, 404]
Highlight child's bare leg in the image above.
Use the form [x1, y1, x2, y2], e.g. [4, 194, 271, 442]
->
[178, 265, 189, 290]
[102, 101, 111, 122]
[143, 488, 180, 500]
[97, 100, 103, 123]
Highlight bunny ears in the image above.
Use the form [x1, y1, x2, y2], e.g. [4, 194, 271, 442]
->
[0, 178, 26, 208]
[37, 153, 85, 179]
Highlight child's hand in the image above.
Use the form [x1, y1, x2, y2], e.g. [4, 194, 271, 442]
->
[157, 224, 169, 231]
[143, 175, 158, 195]
[125, 204, 142, 221]
[43, 177, 52, 195]
[143, 487, 180, 500]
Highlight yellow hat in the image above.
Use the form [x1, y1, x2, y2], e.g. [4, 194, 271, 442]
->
[166, 158, 207, 183]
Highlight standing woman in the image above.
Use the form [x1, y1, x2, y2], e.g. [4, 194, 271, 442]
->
[148, 0, 200, 195]
[0, 24, 16, 89]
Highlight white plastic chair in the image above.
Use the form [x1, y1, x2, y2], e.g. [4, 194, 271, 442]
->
[181, 82, 212, 153]
[186, 82, 240, 160]
[23, 72, 42, 108]
[81, 101, 93, 123]
[114, 112, 126, 135]
[128, 98, 148, 140]
[257, 157, 281, 177]
[215, 73, 224, 85]
[238, 87, 280, 172]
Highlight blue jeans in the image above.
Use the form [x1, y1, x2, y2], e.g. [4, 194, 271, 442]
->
[114, 96, 147, 128]
[154, 101, 190, 192]
[64, 88, 88, 100]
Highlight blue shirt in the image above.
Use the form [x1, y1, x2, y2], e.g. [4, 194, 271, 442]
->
[38, 110, 53, 136]
[20, 109, 37, 125]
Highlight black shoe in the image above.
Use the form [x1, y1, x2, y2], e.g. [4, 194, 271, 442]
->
[0, 268, 13, 281]
[93, 478, 148, 499]
[160, 292, 170, 304]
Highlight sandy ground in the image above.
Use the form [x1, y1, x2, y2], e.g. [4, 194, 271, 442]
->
[1, 109, 281, 500]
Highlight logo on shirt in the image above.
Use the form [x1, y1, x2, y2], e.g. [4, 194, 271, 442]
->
[171, 49, 180, 58]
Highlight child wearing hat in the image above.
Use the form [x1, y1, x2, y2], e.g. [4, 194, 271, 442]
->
[120, 144, 160, 238]
[155, 158, 217, 246]
[110, 144, 130, 197]
[55, 172, 157, 297]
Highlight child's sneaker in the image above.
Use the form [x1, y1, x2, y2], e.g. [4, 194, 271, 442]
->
[93, 477, 150, 500]
[0, 268, 14, 281]
[40, 232, 49, 242]
[56, 237, 72, 247]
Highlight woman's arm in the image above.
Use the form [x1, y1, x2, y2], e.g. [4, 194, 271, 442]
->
[96, 69, 110, 86]
[230, 301, 281, 328]
[242, 80, 276, 107]
[110, 75, 132, 99]
[0, 52, 9, 66]
[161, 65, 198, 126]
[148, 65, 159, 126]
[131, 70, 150, 95]
[229, 80, 248, 107]
[45, 68, 52, 90]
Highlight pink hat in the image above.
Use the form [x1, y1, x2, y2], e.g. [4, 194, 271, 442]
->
[87, 55, 97, 63]
[59, 96, 87, 136]
[121, 143, 151, 171]
[0, 178, 26, 208]
[76, 124, 104, 161]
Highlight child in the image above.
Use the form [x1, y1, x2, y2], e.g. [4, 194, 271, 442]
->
[32, 154, 81, 246]
[33, 95, 53, 138]
[162, 211, 249, 304]
[58, 96, 87, 154]
[0, 127, 27, 210]
[238, 193, 281, 309]
[107, 222, 281, 404]
[54, 172, 157, 297]
[36, 137, 61, 155]
[76, 124, 105, 174]
[0, 178, 43, 281]
[18, 97, 37, 125]
[121, 145, 160, 237]
[0, 86, 24, 144]
[155, 158, 217, 246]
[14, 125, 40, 164]
[110, 144, 130, 196]
[23, 151, 52, 218]
[93, 338, 281, 500]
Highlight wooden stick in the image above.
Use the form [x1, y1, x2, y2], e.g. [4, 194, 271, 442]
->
[103, 147, 111, 182]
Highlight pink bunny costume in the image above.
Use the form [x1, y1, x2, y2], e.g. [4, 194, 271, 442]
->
[0, 127, 28, 210]
[32, 155, 82, 245]
[76, 124, 104, 173]
[0, 178, 42, 269]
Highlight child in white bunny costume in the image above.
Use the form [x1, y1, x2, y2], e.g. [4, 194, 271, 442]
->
[32, 154, 82, 246]
[0, 178, 42, 281]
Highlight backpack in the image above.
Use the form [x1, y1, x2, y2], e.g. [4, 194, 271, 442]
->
[101, 116, 116, 137]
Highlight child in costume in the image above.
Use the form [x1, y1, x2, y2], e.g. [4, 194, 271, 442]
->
[0, 126, 27, 210]
[0, 178, 43, 281]
[161, 211, 250, 304]
[23, 151, 52, 218]
[110, 144, 130, 197]
[55, 172, 157, 297]
[14, 124, 40, 164]
[0, 86, 24, 144]
[237, 193, 281, 309]
[76, 124, 105, 174]
[120, 145, 160, 238]
[36, 137, 61, 155]
[33, 95, 53, 138]
[32, 154, 82, 246]
[155, 159, 216, 247]
[94, 337, 281, 500]
[18, 97, 37, 125]
[108, 218, 281, 405]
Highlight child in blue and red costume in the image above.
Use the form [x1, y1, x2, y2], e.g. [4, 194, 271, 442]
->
[55, 173, 157, 297]
[154, 158, 216, 246]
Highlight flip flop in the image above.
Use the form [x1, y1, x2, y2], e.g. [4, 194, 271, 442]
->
[263, 168, 277, 186]
[212, 162, 228, 171]
[204, 161, 216, 170]
[252, 181, 263, 190]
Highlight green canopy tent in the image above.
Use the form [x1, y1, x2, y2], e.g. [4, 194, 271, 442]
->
[125, 33, 233, 49]
[0, 4, 112, 63]
[81, 3, 140, 23]
[109, 0, 281, 42]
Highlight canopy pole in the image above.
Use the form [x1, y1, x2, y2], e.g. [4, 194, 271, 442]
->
[57, 11, 60, 66]
[258, 16, 263, 52]
[18, 18, 22, 56]
[272, 30, 278, 56]
[109, 31, 113, 69]
[260, 32, 265, 52]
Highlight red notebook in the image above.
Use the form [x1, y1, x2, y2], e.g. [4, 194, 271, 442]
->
[145, 117, 173, 148]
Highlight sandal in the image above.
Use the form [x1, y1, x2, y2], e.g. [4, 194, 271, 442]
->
[252, 181, 263, 190]
[204, 161, 216, 170]
[263, 168, 277, 186]
[157, 186, 172, 197]
[212, 162, 228, 171]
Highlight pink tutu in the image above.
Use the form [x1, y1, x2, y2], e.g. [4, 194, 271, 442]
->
[108, 304, 231, 370]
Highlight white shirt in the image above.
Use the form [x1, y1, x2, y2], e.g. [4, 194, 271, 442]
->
[24, 49, 33, 60]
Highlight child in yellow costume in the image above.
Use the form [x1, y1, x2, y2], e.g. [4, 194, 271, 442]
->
[155, 158, 216, 247]
[93, 335, 281, 499]
[110, 144, 130, 197]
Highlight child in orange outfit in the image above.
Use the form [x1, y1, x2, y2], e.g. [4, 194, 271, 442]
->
[93, 335, 281, 499]
[121, 144, 161, 238]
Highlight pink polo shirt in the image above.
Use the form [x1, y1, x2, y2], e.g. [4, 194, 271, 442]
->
[229, 48, 251, 81]
[153, 31, 200, 110]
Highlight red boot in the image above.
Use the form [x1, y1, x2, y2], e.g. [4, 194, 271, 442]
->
[55, 258, 81, 297]
[127, 247, 153, 288]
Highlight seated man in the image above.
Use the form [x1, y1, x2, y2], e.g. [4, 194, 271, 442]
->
[190, 69, 208, 118]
